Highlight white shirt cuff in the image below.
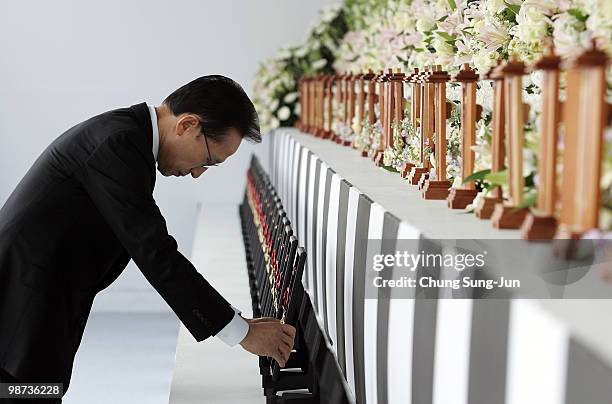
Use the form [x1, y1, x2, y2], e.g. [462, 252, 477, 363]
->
[215, 308, 249, 347]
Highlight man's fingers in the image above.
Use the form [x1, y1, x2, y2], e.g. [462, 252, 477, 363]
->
[274, 349, 286, 367]
[279, 347, 290, 365]
[281, 333, 294, 347]
[280, 339, 292, 352]
[282, 324, 296, 339]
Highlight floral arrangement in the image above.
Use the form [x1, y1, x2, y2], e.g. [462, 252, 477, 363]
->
[252, 4, 348, 133]
[254, 0, 612, 229]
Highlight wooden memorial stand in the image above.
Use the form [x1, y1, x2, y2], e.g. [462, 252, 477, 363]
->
[475, 64, 506, 219]
[407, 67, 432, 185]
[491, 58, 529, 228]
[521, 45, 562, 239]
[296, 78, 304, 132]
[448, 63, 481, 208]
[332, 73, 344, 142]
[556, 42, 610, 239]
[362, 69, 377, 157]
[373, 70, 390, 166]
[352, 72, 365, 149]
[297, 77, 308, 133]
[322, 75, 334, 139]
[422, 65, 452, 199]
[309, 76, 317, 135]
[335, 72, 347, 144]
[387, 69, 405, 155]
[401, 68, 420, 178]
[341, 72, 356, 146]
[312, 76, 323, 137]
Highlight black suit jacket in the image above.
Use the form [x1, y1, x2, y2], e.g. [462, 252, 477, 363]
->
[0, 103, 234, 389]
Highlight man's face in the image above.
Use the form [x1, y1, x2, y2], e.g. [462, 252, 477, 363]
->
[158, 114, 242, 178]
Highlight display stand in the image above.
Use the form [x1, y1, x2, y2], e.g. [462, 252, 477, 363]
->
[352, 72, 365, 149]
[401, 68, 420, 178]
[422, 65, 452, 199]
[373, 70, 390, 166]
[491, 58, 529, 228]
[556, 42, 610, 238]
[447, 63, 480, 208]
[520, 45, 562, 239]
[407, 67, 432, 185]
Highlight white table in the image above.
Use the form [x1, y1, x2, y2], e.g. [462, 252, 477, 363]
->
[168, 204, 262, 404]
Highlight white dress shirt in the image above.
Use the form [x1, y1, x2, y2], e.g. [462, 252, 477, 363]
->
[147, 104, 249, 346]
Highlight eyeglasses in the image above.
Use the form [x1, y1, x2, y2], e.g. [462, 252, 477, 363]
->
[202, 130, 218, 167]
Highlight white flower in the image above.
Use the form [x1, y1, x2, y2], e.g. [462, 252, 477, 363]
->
[283, 92, 299, 103]
[269, 98, 279, 111]
[477, 20, 511, 52]
[295, 45, 308, 58]
[277, 47, 292, 60]
[485, 0, 507, 15]
[270, 117, 280, 129]
[312, 58, 327, 70]
[277, 106, 291, 121]
[321, 4, 340, 23]
[515, 1, 554, 44]
[416, 16, 436, 33]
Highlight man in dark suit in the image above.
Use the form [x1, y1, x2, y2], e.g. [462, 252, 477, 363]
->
[0, 75, 295, 402]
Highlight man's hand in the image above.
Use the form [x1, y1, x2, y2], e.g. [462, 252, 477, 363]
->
[239, 318, 296, 367]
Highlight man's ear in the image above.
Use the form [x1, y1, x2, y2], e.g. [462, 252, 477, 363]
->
[176, 114, 200, 137]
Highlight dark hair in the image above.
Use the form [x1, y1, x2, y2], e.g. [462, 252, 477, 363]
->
[163, 75, 261, 143]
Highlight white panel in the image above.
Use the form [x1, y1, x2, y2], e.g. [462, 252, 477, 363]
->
[272, 131, 279, 188]
[291, 140, 301, 224]
[297, 147, 310, 248]
[315, 162, 329, 319]
[344, 187, 361, 398]
[285, 136, 295, 209]
[364, 203, 386, 404]
[386, 221, 420, 404]
[505, 300, 569, 404]
[325, 174, 341, 356]
[432, 299, 473, 404]
[278, 134, 287, 200]
[286, 137, 295, 220]
[305, 154, 320, 296]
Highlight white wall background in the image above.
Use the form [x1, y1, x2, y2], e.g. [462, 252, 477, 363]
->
[0, 0, 334, 312]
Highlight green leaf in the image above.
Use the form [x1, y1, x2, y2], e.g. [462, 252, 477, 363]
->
[504, 2, 521, 15]
[381, 165, 399, 173]
[567, 8, 588, 22]
[513, 190, 538, 211]
[484, 170, 508, 187]
[436, 31, 456, 42]
[462, 169, 491, 185]
[447, 0, 457, 12]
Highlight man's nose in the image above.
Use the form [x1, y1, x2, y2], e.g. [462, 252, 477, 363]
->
[191, 167, 208, 178]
